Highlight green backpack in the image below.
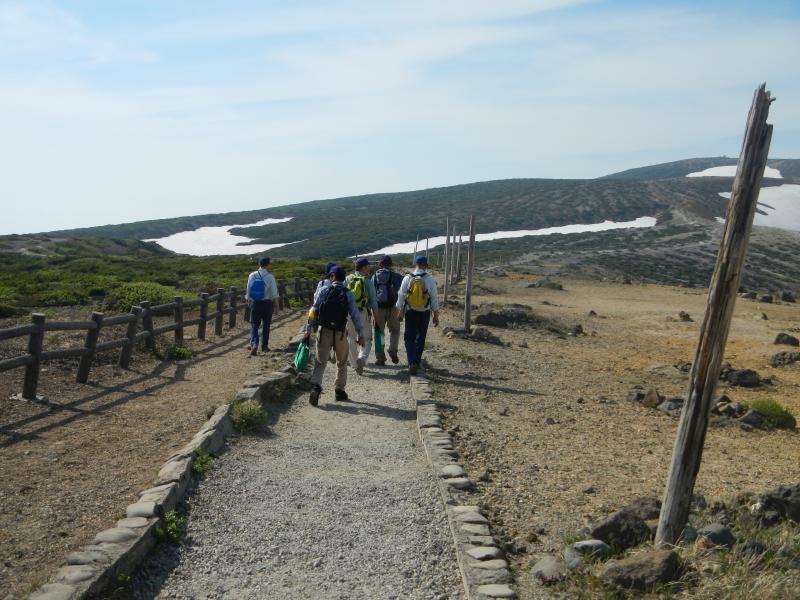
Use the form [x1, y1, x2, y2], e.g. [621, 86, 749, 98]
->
[346, 274, 368, 310]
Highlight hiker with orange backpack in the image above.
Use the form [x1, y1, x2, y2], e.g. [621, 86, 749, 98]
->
[395, 255, 439, 375]
[345, 258, 379, 375]
[372, 255, 403, 365]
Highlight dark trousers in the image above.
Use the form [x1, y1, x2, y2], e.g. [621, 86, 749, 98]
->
[249, 300, 274, 349]
[403, 309, 431, 366]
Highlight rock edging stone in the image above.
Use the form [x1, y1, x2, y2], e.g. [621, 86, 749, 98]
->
[409, 375, 517, 600]
[28, 368, 299, 600]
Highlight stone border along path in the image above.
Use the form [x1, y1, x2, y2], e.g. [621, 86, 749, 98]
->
[126, 353, 467, 599]
[27, 367, 298, 600]
[410, 376, 517, 600]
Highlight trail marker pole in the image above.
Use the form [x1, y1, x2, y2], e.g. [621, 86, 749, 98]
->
[455, 234, 463, 283]
[463, 216, 477, 331]
[443, 218, 450, 304]
[656, 84, 774, 547]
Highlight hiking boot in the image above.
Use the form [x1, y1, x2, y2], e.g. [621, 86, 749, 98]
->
[375, 356, 386, 366]
[388, 350, 399, 364]
[309, 384, 321, 407]
[261, 346, 270, 353]
[250, 345, 258, 357]
[335, 388, 349, 402]
[409, 363, 419, 375]
[356, 358, 365, 375]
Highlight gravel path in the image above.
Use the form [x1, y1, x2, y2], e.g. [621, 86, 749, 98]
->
[129, 361, 464, 599]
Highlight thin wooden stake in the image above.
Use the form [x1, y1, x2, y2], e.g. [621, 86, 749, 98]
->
[656, 84, 774, 547]
[443, 218, 450, 303]
[77, 312, 104, 384]
[455, 234, 463, 283]
[22, 313, 45, 399]
[463, 216, 477, 331]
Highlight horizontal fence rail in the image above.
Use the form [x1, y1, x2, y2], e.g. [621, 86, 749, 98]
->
[0, 278, 316, 400]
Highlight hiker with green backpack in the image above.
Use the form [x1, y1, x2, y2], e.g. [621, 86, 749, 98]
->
[372, 255, 403, 365]
[345, 257, 379, 375]
[395, 255, 439, 375]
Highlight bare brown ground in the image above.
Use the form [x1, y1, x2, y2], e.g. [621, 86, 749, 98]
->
[0, 311, 304, 599]
[428, 274, 800, 599]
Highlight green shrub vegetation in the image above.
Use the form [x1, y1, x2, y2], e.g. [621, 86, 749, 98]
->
[231, 399, 267, 432]
[747, 399, 796, 429]
[192, 449, 213, 474]
[108, 281, 177, 312]
[155, 510, 187, 544]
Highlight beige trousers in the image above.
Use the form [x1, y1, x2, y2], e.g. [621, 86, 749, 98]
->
[310, 328, 349, 390]
[347, 307, 373, 366]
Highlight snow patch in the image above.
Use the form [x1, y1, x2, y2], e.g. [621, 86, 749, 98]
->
[145, 217, 298, 256]
[717, 185, 800, 231]
[687, 165, 782, 178]
[360, 217, 657, 256]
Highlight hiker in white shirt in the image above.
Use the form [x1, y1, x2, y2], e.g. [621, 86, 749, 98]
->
[246, 256, 279, 355]
[394, 255, 439, 375]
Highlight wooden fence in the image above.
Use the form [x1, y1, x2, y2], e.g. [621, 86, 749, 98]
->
[0, 278, 318, 400]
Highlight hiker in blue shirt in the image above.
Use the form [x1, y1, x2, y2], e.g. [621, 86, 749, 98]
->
[246, 256, 279, 356]
[306, 266, 365, 406]
[395, 255, 439, 375]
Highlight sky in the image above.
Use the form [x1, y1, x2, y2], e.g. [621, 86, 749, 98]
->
[1, 1, 799, 235]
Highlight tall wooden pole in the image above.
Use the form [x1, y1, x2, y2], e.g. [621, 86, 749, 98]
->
[463, 216, 477, 331]
[443, 218, 450, 305]
[450, 225, 458, 285]
[455, 234, 463, 283]
[413, 234, 419, 265]
[655, 84, 774, 547]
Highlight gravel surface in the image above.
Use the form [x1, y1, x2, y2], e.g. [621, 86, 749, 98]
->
[128, 362, 464, 599]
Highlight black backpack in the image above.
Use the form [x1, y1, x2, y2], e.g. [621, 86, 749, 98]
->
[373, 268, 398, 308]
[318, 285, 349, 331]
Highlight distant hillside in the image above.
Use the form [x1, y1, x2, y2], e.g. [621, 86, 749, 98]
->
[602, 157, 800, 180]
[45, 177, 733, 259]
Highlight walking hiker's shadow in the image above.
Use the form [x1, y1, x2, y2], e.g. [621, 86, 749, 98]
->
[320, 400, 415, 421]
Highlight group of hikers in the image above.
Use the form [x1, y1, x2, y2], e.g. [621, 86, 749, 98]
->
[245, 254, 440, 406]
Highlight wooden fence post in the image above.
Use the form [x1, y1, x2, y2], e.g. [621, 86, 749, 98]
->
[455, 234, 463, 283]
[77, 312, 104, 384]
[22, 313, 46, 400]
[229, 287, 238, 328]
[198, 293, 209, 340]
[655, 84, 774, 547]
[443, 217, 450, 305]
[118, 307, 141, 369]
[173, 296, 184, 346]
[463, 217, 477, 331]
[140, 301, 155, 351]
[215, 288, 225, 336]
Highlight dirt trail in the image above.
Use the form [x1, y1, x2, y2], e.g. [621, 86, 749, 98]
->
[128, 360, 463, 600]
[0, 311, 304, 599]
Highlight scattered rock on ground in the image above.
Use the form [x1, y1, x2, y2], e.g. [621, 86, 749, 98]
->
[739, 410, 766, 428]
[531, 555, 567, 585]
[600, 549, 680, 592]
[696, 523, 736, 550]
[590, 508, 652, 551]
[564, 539, 611, 568]
[725, 368, 761, 388]
[769, 351, 800, 367]
[528, 279, 563, 290]
[678, 311, 693, 322]
[622, 497, 662, 521]
[740, 291, 757, 300]
[759, 294, 774, 304]
[774, 333, 800, 347]
[657, 398, 684, 415]
[641, 388, 664, 409]
[781, 291, 796, 303]
[468, 326, 505, 346]
[751, 483, 800, 525]
[737, 539, 766, 556]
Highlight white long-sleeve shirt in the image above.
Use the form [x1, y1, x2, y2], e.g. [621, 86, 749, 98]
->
[245, 268, 279, 301]
[395, 269, 439, 312]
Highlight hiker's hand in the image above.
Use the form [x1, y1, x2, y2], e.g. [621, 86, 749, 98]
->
[357, 336, 365, 347]
[395, 308, 403, 322]
[432, 312, 440, 327]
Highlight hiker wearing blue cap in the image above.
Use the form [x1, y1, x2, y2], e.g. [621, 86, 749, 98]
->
[246, 256, 279, 356]
[395, 255, 439, 375]
[315, 261, 337, 298]
[345, 258, 379, 375]
[372, 255, 403, 365]
[306, 266, 365, 406]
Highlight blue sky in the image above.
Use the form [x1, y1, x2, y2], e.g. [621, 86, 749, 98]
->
[1, 1, 799, 235]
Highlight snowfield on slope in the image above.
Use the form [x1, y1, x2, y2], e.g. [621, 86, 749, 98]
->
[687, 165, 783, 178]
[717, 184, 800, 231]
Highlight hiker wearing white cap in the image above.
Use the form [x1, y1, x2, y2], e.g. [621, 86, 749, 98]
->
[395, 255, 439, 375]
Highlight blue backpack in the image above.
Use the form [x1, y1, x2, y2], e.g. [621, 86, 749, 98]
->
[248, 271, 267, 301]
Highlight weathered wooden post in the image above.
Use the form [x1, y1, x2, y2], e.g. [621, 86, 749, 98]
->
[656, 84, 774, 547]
[449, 224, 457, 285]
[215, 288, 225, 336]
[77, 312, 104, 383]
[140, 301, 155, 351]
[229, 287, 238, 328]
[22, 313, 46, 400]
[443, 218, 451, 305]
[463, 216, 477, 331]
[118, 307, 141, 368]
[173, 296, 184, 346]
[278, 281, 287, 311]
[425, 237, 429, 258]
[455, 234, 463, 283]
[198, 293, 209, 340]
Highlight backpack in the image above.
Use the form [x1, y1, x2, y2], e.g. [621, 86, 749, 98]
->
[346, 274, 368, 311]
[248, 271, 267, 301]
[318, 285, 349, 331]
[373, 268, 398, 308]
[406, 274, 430, 311]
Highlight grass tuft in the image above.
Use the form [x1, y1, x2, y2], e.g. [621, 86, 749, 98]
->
[747, 399, 796, 429]
[231, 399, 267, 432]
